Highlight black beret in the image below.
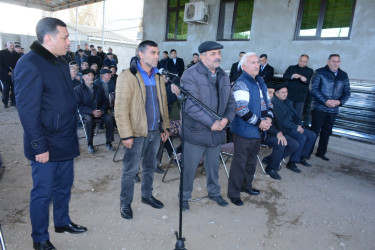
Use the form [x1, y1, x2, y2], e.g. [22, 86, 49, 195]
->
[198, 41, 224, 53]
[97, 46, 102, 48]
[107, 52, 113, 55]
[78, 48, 84, 52]
[82, 69, 95, 76]
[266, 81, 280, 89]
[274, 83, 288, 92]
[100, 68, 112, 75]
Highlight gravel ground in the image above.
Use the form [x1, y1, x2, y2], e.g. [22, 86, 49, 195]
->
[1, 106, 374, 250]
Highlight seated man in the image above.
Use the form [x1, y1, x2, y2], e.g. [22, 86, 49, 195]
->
[272, 84, 316, 173]
[261, 83, 299, 180]
[75, 69, 115, 154]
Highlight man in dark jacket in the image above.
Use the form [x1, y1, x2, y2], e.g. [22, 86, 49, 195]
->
[13, 17, 86, 250]
[0, 41, 21, 107]
[272, 84, 316, 173]
[228, 52, 272, 206]
[157, 51, 173, 71]
[75, 48, 87, 71]
[310, 54, 351, 161]
[258, 54, 274, 83]
[229, 51, 245, 84]
[283, 54, 314, 118]
[170, 49, 185, 77]
[87, 48, 102, 68]
[75, 69, 115, 154]
[176, 41, 236, 211]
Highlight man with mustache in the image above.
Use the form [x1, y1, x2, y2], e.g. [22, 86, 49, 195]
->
[176, 41, 236, 211]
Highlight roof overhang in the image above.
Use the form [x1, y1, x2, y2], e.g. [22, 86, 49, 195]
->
[0, 0, 103, 12]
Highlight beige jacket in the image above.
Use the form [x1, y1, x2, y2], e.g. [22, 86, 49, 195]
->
[114, 68, 170, 139]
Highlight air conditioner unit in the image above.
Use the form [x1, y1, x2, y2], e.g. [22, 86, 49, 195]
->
[184, 1, 209, 24]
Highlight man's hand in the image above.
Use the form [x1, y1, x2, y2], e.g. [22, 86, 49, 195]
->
[161, 131, 170, 142]
[163, 75, 169, 83]
[300, 76, 307, 82]
[171, 84, 181, 96]
[8, 72, 12, 76]
[325, 100, 336, 108]
[297, 125, 304, 133]
[292, 73, 301, 79]
[219, 118, 229, 130]
[258, 120, 271, 131]
[276, 132, 287, 146]
[36, 151, 49, 163]
[92, 110, 103, 118]
[122, 138, 134, 149]
[211, 120, 222, 131]
[332, 100, 341, 107]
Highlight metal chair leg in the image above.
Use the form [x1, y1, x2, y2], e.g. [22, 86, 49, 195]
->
[219, 153, 229, 179]
[257, 154, 267, 175]
[0, 224, 6, 250]
[162, 138, 181, 183]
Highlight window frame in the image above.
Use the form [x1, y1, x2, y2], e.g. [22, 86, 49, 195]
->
[216, 0, 254, 41]
[165, 0, 188, 41]
[294, 0, 356, 40]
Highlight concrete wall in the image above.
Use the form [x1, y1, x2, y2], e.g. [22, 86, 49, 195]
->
[143, 0, 375, 81]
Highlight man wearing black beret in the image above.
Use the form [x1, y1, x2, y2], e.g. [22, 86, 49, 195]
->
[176, 41, 236, 211]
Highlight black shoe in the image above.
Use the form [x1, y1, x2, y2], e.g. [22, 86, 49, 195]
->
[155, 165, 164, 174]
[120, 204, 133, 219]
[240, 188, 260, 196]
[286, 162, 302, 173]
[134, 174, 140, 183]
[316, 154, 330, 161]
[208, 195, 228, 207]
[88, 144, 95, 154]
[105, 142, 115, 151]
[300, 157, 312, 167]
[33, 240, 56, 250]
[182, 201, 190, 212]
[55, 222, 87, 234]
[227, 194, 244, 206]
[3, 104, 8, 108]
[265, 169, 282, 180]
[141, 195, 164, 209]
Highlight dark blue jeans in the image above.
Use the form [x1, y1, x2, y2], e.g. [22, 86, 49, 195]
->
[262, 134, 299, 171]
[30, 159, 74, 242]
[120, 131, 161, 206]
[288, 128, 317, 162]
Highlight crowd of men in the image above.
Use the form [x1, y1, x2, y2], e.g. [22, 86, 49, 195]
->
[6, 17, 351, 250]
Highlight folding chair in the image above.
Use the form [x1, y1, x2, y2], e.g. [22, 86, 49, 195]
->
[162, 120, 182, 183]
[77, 109, 102, 145]
[0, 224, 6, 250]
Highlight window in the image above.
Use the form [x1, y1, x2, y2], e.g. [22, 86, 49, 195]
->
[166, 0, 189, 41]
[217, 0, 254, 40]
[295, 0, 356, 39]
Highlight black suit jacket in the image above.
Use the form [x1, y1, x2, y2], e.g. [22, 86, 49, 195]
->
[229, 62, 242, 83]
[259, 64, 274, 83]
[170, 57, 185, 77]
[158, 57, 173, 71]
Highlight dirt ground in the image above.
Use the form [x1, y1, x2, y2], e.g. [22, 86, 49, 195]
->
[1, 106, 375, 250]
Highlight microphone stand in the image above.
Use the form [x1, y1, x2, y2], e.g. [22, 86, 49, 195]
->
[172, 80, 222, 250]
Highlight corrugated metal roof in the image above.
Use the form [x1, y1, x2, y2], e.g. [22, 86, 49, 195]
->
[0, 0, 103, 12]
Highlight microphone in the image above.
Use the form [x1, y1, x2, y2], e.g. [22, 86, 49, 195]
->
[159, 68, 178, 77]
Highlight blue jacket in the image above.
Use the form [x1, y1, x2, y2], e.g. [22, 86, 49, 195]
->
[14, 41, 80, 161]
[230, 71, 269, 139]
[310, 65, 351, 113]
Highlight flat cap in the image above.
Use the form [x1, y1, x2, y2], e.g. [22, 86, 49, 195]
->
[107, 52, 113, 55]
[100, 68, 112, 75]
[198, 41, 223, 53]
[82, 69, 95, 76]
[78, 48, 84, 52]
[274, 83, 287, 92]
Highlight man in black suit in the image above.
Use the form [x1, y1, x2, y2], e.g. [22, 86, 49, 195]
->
[259, 54, 274, 83]
[283, 54, 314, 119]
[158, 51, 173, 71]
[170, 49, 185, 77]
[229, 51, 245, 84]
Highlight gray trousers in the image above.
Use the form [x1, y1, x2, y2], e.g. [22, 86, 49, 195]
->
[182, 141, 222, 201]
[120, 131, 160, 206]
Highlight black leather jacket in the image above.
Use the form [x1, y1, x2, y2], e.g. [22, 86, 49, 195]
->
[310, 65, 351, 113]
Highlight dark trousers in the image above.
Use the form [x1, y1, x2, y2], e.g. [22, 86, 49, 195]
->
[288, 128, 317, 162]
[120, 131, 161, 206]
[310, 110, 337, 156]
[83, 113, 114, 145]
[156, 139, 174, 165]
[1, 78, 15, 105]
[262, 134, 299, 171]
[30, 160, 74, 242]
[291, 101, 305, 119]
[228, 134, 260, 199]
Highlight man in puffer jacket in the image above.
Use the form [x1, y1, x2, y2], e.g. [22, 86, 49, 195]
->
[310, 54, 351, 161]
